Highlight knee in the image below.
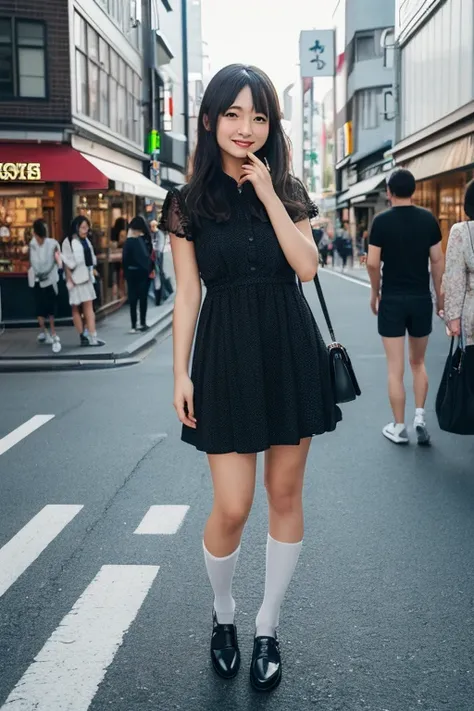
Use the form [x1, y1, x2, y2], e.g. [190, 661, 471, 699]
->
[266, 480, 302, 516]
[214, 502, 251, 535]
[409, 356, 425, 370]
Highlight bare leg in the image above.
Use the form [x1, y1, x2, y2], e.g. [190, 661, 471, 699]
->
[71, 305, 84, 334]
[49, 315, 57, 337]
[264, 438, 311, 542]
[204, 451, 256, 556]
[82, 300, 96, 335]
[382, 336, 406, 424]
[37, 316, 46, 332]
[409, 336, 429, 409]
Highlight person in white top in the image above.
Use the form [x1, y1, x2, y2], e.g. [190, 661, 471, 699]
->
[28, 219, 62, 353]
[61, 216, 105, 347]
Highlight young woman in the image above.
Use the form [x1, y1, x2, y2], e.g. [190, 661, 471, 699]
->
[122, 215, 154, 333]
[159, 64, 341, 692]
[61, 216, 105, 347]
[28, 218, 62, 353]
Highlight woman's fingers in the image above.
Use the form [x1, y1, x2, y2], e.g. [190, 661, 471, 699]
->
[174, 396, 197, 428]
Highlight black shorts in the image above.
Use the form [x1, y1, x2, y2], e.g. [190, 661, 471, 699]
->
[378, 293, 433, 338]
[34, 284, 57, 318]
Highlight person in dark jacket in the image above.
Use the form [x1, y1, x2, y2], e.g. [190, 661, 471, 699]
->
[122, 216, 154, 333]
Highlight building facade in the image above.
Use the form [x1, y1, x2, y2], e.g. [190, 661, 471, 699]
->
[393, 0, 474, 250]
[333, 0, 395, 236]
[0, 0, 194, 323]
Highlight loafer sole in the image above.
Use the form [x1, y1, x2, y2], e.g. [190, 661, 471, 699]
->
[250, 665, 282, 692]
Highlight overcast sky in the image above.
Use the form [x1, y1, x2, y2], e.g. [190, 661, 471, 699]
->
[201, 0, 334, 98]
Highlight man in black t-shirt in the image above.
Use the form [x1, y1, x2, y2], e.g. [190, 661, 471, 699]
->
[367, 169, 444, 446]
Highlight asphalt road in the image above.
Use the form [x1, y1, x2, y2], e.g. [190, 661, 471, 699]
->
[0, 270, 473, 711]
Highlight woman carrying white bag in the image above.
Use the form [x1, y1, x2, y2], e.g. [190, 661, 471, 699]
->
[61, 216, 105, 347]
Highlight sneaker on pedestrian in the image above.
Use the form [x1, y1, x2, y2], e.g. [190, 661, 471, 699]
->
[88, 332, 105, 347]
[51, 335, 62, 354]
[42, 331, 54, 345]
[37, 331, 47, 343]
[129, 328, 138, 334]
[139, 324, 150, 332]
[414, 408, 431, 446]
[382, 422, 409, 444]
[80, 332, 90, 346]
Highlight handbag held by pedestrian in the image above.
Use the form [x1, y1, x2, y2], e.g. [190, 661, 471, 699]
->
[299, 275, 361, 404]
[435, 337, 474, 435]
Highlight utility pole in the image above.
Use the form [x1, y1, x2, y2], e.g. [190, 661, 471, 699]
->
[181, 0, 189, 167]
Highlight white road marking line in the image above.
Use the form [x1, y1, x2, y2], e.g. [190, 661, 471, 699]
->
[0, 415, 55, 456]
[0, 504, 83, 599]
[134, 504, 190, 535]
[319, 269, 371, 288]
[0, 564, 159, 711]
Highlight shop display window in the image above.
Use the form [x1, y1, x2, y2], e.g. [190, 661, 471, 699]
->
[0, 188, 54, 274]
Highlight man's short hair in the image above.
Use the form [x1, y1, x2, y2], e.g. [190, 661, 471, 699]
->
[33, 219, 47, 238]
[464, 179, 474, 220]
[387, 169, 416, 199]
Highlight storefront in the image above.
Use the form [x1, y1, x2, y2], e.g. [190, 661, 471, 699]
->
[399, 134, 474, 251]
[0, 142, 167, 323]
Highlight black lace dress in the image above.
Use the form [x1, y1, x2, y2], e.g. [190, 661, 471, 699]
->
[159, 174, 341, 454]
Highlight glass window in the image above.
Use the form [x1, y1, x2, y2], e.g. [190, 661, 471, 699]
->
[18, 48, 46, 97]
[126, 66, 133, 93]
[0, 20, 13, 98]
[117, 84, 126, 135]
[358, 90, 378, 129]
[99, 38, 109, 72]
[74, 13, 87, 50]
[76, 50, 87, 114]
[100, 69, 109, 125]
[119, 58, 125, 86]
[17, 21, 44, 47]
[126, 91, 134, 138]
[88, 60, 99, 121]
[355, 33, 375, 62]
[87, 26, 98, 62]
[110, 49, 118, 78]
[109, 77, 118, 132]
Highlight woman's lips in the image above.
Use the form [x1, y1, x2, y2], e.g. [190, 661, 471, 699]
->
[232, 140, 254, 148]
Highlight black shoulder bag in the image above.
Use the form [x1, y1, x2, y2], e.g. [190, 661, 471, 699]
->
[299, 275, 361, 404]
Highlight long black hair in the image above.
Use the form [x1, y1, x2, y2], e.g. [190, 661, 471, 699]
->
[68, 216, 91, 243]
[186, 64, 308, 223]
[128, 215, 152, 254]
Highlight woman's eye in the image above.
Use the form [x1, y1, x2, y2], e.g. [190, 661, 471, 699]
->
[225, 112, 238, 118]
[254, 116, 268, 123]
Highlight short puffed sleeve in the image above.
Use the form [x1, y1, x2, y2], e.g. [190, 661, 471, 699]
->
[158, 188, 193, 241]
[288, 176, 319, 223]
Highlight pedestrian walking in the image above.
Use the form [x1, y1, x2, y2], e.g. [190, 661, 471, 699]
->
[61, 216, 105, 347]
[443, 179, 474, 346]
[150, 219, 166, 305]
[159, 63, 341, 692]
[28, 219, 62, 353]
[367, 169, 444, 445]
[122, 216, 154, 333]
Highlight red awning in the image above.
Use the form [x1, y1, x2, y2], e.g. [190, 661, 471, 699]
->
[0, 142, 108, 187]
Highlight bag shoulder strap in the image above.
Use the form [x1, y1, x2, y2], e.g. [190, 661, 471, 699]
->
[298, 274, 336, 342]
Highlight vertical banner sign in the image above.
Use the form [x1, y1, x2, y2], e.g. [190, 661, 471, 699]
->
[299, 30, 335, 78]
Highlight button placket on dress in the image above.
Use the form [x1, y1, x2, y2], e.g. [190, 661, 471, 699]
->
[243, 199, 257, 272]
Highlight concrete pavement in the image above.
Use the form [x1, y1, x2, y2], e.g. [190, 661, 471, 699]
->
[0, 270, 473, 711]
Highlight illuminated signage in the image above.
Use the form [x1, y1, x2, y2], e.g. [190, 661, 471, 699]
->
[0, 162, 42, 181]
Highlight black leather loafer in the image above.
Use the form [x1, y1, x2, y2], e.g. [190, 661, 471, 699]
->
[250, 634, 282, 691]
[210, 610, 241, 679]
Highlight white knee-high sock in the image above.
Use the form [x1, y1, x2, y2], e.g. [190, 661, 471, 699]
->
[255, 534, 303, 638]
[203, 541, 241, 624]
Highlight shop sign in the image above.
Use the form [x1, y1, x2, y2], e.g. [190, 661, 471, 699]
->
[0, 162, 42, 181]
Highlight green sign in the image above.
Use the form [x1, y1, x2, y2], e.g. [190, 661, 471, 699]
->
[147, 130, 161, 154]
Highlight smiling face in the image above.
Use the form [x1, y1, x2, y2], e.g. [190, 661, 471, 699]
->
[215, 86, 270, 162]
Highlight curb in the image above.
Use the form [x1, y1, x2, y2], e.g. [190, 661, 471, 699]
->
[0, 302, 174, 373]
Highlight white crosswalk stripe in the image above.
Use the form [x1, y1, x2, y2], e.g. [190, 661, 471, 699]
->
[134, 504, 190, 534]
[0, 504, 83, 599]
[0, 415, 55, 457]
[0, 564, 159, 711]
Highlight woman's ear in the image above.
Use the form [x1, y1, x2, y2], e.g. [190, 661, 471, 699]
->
[203, 114, 211, 131]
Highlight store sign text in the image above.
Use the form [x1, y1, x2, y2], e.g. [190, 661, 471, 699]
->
[0, 162, 42, 181]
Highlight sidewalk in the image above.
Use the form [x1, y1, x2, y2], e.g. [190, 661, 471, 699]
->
[323, 262, 370, 283]
[0, 254, 176, 372]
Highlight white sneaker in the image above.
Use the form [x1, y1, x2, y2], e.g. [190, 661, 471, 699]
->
[414, 410, 430, 446]
[37, 332, 46, 343]
[52, 335, 62, 354]
[382, 422, 409, 444]
[44, 331, 54, 345]
[88, 333, 105, 347]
